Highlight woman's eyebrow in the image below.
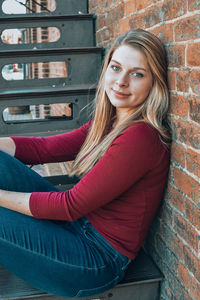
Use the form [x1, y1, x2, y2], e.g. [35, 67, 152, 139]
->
[110, 59, 147, 72]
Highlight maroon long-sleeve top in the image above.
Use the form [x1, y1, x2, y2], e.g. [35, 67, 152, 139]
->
[12, 121, 170, 259]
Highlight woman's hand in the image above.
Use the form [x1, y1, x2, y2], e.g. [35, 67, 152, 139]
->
[0, 189, 33, 216]
[0, 137, 16, 156]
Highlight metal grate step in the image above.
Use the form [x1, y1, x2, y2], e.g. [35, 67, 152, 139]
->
[0, 0, 88, 17]
[0, 249, 163, 300]
[0, 15, 96, 50]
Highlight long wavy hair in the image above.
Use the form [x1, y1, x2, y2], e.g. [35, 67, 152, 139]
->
[69, 29, 170, 177]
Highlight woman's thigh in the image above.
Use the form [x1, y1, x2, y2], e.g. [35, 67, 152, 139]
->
[0, 152, 129, 297]
[0, 150, 58, 192]
[0, 209, 127, 298]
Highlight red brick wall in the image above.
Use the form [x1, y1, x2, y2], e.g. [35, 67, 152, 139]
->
[89, 1, 200, 299]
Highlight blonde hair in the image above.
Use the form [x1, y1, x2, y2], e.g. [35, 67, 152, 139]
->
[69, 29, 170, 177]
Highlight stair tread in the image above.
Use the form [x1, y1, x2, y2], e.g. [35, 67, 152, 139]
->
[0, 249, 162, 299]
[0, 14, 95, 22]
[119, 249, 163, 285]
[0, 84, 97, 98]
[0, 47, 103, 56]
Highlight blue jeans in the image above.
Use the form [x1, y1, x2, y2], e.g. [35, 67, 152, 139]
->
[0, 151, 131, 298]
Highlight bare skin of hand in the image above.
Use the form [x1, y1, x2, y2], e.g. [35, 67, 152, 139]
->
[0, 137, 16, 156]
[0, 189, 32, 216]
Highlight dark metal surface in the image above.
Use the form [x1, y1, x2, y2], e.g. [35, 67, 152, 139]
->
[0, 0, 88, 17]
[0, 248, 162, 300]
[0, 90, 95, 136]
[120, 248, 163, 285]
[0, 15, 96, 49]
[0, 48, 102, 90]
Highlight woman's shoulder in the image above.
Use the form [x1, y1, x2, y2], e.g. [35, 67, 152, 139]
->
[124, 121, 159, 139]
[117, 121, 168, 152]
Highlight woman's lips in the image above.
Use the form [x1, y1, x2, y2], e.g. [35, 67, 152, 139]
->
[112, 89, 131, 98]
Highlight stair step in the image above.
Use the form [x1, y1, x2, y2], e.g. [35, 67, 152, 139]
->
[0, 90, 95, 136]
[0, 83, 97, 136]
[0, 0, 88, 17]
[0, 15, 96, 50]
[0, 249, 162, 300]
[0, 47, 103, 91]
[0, 83, 97, 98]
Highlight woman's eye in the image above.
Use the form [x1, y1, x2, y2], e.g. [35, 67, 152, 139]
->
[111, 65, 121, 72]
[132, 72, 144, 78]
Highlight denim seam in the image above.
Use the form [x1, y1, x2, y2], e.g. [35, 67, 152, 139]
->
[0, 236, 113, 270]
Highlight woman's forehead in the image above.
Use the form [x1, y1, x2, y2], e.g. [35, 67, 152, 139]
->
[111, 45, 149, 70]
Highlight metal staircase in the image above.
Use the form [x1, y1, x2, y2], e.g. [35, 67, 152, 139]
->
[0, 0, 102, 137]
[0, 1, 163, 299]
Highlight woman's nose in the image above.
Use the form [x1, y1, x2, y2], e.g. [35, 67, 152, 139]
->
[116, 73, 129, 87]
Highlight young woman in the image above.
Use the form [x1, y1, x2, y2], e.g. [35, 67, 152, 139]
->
[0, 29, 170, 298]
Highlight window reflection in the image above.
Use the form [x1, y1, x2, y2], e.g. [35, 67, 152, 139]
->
[1, 27, 60, 45]
[2, 0, 56, 14]
[3, 103, 73, 123]
[2, 61, 68, 80]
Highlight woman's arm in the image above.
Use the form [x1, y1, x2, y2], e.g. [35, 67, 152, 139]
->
[0, 189, 32, 216]
[30, 123, 169, 221]
[11, 121, 91, 165]
[0, 137, 16, 156]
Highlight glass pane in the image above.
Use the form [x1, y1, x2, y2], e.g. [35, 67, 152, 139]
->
[2, 0, 56, 14]
[1, 27, 60, 44]
[2, 61, 67, 80]
[3, 103, 73, 123]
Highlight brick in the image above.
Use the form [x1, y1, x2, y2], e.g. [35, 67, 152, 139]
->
[175, 70, 190, 93]
[185, 148, 200, 178]
[173, 212, 199, 252]
[173, 167, 200, 204]
[169, 93, 189, 117]
[165, 267, 190, 300]
[174, 15, 200, 41]
[98, 0, 108, 13]
[97, 15, 106, 29]
[170, 118, 200, 150]
[182, 289, 194, 300]
[167, 70, 176, 91]
[165, 184, 185, 212]
[187, 43, 200, 66]
[161, 281, 174, 299]
[124, 0, 136, 16]
[129, 12, 146, 30]
[136, 0, 152, 11]
[161, 223, 184, 262]
[159, 201, 174, 225]
[185, 199, 200, 230]
[166, 45, 185, 67]
[178, 263, 190, 289]
[171, 142, 185, 168]
[183, 245, 200, 279]
[144, 5, 163, 28]
[162, 0, 187, 21]
[188, 0, 200, 11]
[118, 17, 130, 34]
[150, 23, 173, 44]
[117, 3, 125, 19]
[189, 96, 200, 124]
[189, 71, 200, 95]
[155, 234, 178, 274]
[105, 9, 118, 26]
[189, 274, 200, 300]
[96, 26, 113, 45]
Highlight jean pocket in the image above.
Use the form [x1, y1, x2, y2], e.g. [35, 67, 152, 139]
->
[74, 275, 120, 298]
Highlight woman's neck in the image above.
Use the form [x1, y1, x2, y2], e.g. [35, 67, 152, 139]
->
[113, 108, 133, 128]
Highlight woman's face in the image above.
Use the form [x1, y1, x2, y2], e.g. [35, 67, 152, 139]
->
[105, 45, 153, 117]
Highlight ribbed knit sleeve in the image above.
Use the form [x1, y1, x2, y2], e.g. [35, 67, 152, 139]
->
[29, 122, 170, 221]
[11, 121, 92, 165]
